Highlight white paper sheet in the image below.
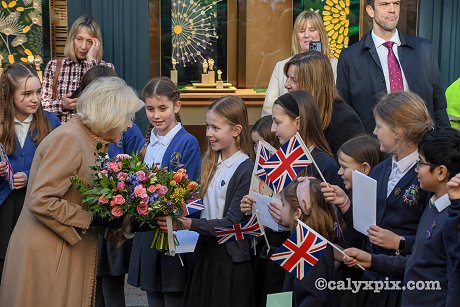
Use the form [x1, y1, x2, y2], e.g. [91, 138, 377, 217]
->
[174, 230, 199, 254]
[252, 191, 288, 232]
[352, 170, 377, 236]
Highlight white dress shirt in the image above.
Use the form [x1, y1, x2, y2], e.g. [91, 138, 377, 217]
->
[144, 123, 182, 166]
[372, 30, 409, 93]
[429, 193, 450, 213]
[200, 151, 249, 220]
[387, 150, 418, 197]
[14, 115, 33, 147]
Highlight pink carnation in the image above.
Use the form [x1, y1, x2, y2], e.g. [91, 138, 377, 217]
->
[117, 172, 128, 181]
[107, 162, 122, 172]
[136, 204, 149, 216]
[136, 170, 147, 182]
[117, 181, 126, 191]
[157, 185, 168, 197]
[111, 206, 124, 218]
[110, 199, 116, 207]
[98, 196, 109, 204]
[147, 185, 157, 193]
[113, 194, 126, 205]
[116, 154, 131, 160]
[133, 185, 147, 198]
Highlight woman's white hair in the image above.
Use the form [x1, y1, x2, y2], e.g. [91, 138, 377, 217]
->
[77, 77, 143, 135]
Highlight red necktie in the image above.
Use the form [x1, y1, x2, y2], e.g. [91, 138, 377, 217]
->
[383, 41, 404, 92]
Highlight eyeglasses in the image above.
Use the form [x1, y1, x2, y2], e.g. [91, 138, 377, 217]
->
[415, 159, 437, 170]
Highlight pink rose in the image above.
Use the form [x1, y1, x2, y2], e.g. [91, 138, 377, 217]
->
[107, 162, 122, 172]
[113, 194, 126, 205]
[136, 170, 147, 182]
[116, 154, 131, 160]
[133, 185, 147, 198]
[111, 206, 124, 218]
[136, 204, 149, 216]
[147, 185, 157, 193]
[117, 181, 126, 191]
[98, 196, 109, 204]
[117, 172, 128, 181]
[140, 196, 149, 205]
[157, 185, 168, 197]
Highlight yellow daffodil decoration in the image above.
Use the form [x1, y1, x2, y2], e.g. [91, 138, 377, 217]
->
[0, 0, 43, 65]
[323, 0, 351, 59]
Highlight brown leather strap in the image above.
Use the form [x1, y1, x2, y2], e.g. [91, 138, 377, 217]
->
[52, 58, 63, 100]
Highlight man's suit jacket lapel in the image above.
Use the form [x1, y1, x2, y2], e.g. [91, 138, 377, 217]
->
[362, 32, 384, 72]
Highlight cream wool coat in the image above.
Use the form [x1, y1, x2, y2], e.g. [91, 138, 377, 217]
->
[0, 117, 108, 307]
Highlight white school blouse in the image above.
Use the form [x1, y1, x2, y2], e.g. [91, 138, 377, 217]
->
[143, 123, 181, 166]
[200, 151, 249, 220]
[14, 115, 33, 147]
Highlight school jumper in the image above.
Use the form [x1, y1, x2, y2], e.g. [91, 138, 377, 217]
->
[128, 125, 201, 304]
[0, 112, 60, 280]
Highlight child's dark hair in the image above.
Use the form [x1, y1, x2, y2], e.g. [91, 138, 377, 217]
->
[0, 63, 52, 154]
[418, 128, 460, 179]
[338, 134, 383, 169]
[274, 91, 332, 155]
[252, 115, 280, 148]
[281, 179, 336, 241]
[80, 65, 118, 92]
[140, 77, 181, 159]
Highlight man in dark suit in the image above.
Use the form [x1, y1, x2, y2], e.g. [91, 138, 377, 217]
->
[336, 0, 450, 133]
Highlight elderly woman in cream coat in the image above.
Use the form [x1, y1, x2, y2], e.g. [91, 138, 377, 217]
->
[0, 77, 144, 307]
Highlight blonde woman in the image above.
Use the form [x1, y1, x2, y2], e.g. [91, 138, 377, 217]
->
[0, 77, 144, 307]
[262, 11, 337, 116]
[41, 15, 114, 123]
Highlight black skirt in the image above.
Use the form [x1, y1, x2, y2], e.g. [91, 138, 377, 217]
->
[0, 188, 26, 260]
[97, 235, 132, 276]
[184, 236, 255, 307]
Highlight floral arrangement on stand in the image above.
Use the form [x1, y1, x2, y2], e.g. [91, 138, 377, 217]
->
[71, 143, 200, 254]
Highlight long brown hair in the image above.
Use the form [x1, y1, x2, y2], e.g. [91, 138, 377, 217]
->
[200, 96, 254, 196]
[139, 77, 181, 160]
[284, 51, 339, 130]
[274, 91, 332, 155]
[0, 63, 52, 154]
[281, 179, 336, 241]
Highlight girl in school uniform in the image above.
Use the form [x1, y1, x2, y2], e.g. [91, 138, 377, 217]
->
[170, 96, 255, 307]
[127, 77, 201, 307]
[322, 92, 433, 307]
[0, 63, 60, 280]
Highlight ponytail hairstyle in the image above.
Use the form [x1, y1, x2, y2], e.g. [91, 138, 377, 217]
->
[337, 134, 384, 169]
[274, 91, 332, 155]
[200, 96, 254, 197]
[281, 178, 336, 241]
[139, 77, 181, 160]
[373, 92, 434, 155]
[0, 63, 52, 154]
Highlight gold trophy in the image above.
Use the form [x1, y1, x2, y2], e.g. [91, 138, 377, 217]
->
[170, 58, 178, 85]
[34, 55, 43, 81]
[201, 60, 209, 84]
[216, 69, 224, 89]
[207, 58, 215, 84]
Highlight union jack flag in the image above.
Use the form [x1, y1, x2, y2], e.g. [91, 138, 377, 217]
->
[271, 220, 328, 280]
[262, 134, 312, 193]
[182, 199, 204, 216]
[215, 214, 263, 244]
[0, 143, 14, 190]
[255, 141, 274, 185]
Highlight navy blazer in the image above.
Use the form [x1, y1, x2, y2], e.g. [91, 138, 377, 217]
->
[336, 30, 450, 132]
[0, 112, 60, 205]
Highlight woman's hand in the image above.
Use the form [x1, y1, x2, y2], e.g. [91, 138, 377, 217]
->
[0, 162, 6, 178]
[240, 194, 256, 215]
[157, 216, 191, 233]
[13, 172, 28, 189]
[86, 37, 101, 61]
[268, 201, 283, 224]
[320, 182, 350, 213]
[447, 173, 460, 200]
[368, 225, 400, 250]
[343, 247, 372, 269]
[62, 93, 78, 111]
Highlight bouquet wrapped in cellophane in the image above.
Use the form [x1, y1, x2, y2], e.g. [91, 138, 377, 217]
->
[71, 144, 201, 254]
